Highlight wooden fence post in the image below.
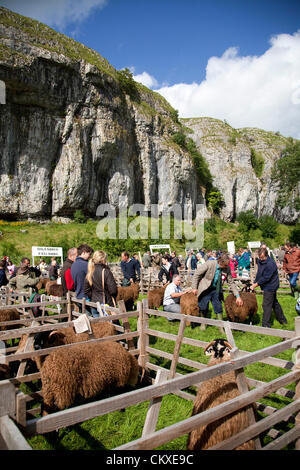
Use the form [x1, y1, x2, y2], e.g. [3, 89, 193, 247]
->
[142, 369, 169, 437]
[117, 300, 135, 351]
[293, 317, 300, 450]
[0, 380, 16, 419]
[16, 320, 40, 378]
[67, 292, 72, 322]
[168, 317, 187, 380]
[137, 299, 149, 369]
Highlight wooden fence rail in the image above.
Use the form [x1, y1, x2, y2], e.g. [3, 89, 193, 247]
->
[1, 295, 300, 450]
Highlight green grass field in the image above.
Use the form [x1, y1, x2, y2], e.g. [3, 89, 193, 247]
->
[24, 291, 299, 450]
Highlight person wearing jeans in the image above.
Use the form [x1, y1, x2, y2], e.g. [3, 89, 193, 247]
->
[191, 253, 243, 331]
[283, 243, 300, 297]
[251, 247, 287, 328]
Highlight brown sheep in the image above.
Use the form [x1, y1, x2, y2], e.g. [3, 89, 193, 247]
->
[187, 338, 256, 450]
[40, 341, 139, 413]
[17, 321, 116, 370]
[36, 278, 50, 291]
[0, 308, 20, 331]
[0, 363, 10, 380]
[48, 283, 64, 297]
[147, 284, 168, 310]
[116, 282, 140, 310]
[179, 292, 199, 327]
[224, 292, 258, 323]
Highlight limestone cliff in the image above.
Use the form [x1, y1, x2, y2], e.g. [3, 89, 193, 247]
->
[0, 7, 204, 221]
[0, 7, 298, 224]
[183, 117, 300, 223]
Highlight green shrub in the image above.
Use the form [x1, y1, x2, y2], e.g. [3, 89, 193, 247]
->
[250, 148, 265, 178]
[236, 210, 259, 231]
[117, 68, 140, 102]
[206, 189, 224, 215]
[272, 141, 300, 210]
[73, 209, 86, 224]
[204, 217, 217, 234]
[290, 224, 300, 245]
[258, 215, 278, 239]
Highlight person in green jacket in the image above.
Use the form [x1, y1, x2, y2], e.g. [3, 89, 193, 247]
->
[237, 247, 251, 274]
[9, 258, 41, 293]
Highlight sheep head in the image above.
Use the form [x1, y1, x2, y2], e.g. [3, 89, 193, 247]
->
[34, 330, 66, 350]
[204, 339, 233, 362]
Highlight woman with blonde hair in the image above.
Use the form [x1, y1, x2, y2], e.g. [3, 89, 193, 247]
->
[84, 250, 118, 318]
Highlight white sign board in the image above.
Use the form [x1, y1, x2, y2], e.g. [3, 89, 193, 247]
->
[227, 241, 235, 254]
[149, 244, 171, 255]
[248, 241, 261, 249]
[32, 246, 63, 266]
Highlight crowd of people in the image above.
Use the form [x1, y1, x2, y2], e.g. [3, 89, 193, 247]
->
[0, 241, 299, 327]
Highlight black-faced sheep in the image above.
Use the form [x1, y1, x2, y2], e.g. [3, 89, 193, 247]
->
[17, 321, 116, 370]
[40, 341, 139, 413]
[116, 282, 140, 310]
[147, 284, 168, 310]
[179, 292, 199, 327]
[224, 292, 257, 323]
[187, 338, 256, 450]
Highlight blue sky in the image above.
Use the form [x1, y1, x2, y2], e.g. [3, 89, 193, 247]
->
[1, 0, 300, 137]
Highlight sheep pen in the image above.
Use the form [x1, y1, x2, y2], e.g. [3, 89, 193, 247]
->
[1, 295, 300, 451]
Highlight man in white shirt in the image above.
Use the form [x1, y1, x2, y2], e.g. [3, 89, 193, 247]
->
[163, 274, 191, 321]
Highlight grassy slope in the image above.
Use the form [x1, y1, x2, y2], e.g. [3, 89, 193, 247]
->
[0, 218, 293, 264]
[26, 292, 298, 450]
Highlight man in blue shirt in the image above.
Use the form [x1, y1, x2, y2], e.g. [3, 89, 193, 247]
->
[250, 247, 287, 328]
[120, 251, 140, 286]
[71, 244, 93, 300]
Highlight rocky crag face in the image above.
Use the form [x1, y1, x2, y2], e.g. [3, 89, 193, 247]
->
[0, 7, 298, 224]
[0, 7, 204, 222]
[182, 118, 300, 223]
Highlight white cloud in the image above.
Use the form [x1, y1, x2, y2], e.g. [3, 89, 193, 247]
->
[156, 31, 300, 139]
[133, 71, 158, 89]
[1, 0, 107, 30]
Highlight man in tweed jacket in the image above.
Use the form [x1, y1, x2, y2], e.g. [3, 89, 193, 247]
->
[192, 253, 243, 330]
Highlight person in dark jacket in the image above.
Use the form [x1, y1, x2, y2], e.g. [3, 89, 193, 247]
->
[250, 247, 287, 328]
[158, 255, 178, 284]
[84, 250, 118, 318]
[70, 244, 93, 300]
[0, 259, 8, 287]
[61, 247, 78, 296]
[120, 251, 140, 286]
[48, 259, 58, 281]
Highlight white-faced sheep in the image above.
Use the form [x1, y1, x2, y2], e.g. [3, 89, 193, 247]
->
[147, 284, 168, 310]
[187, 338, 256, 450]
[179, 292, 199, 327]
[116, 282, 140, 310]
[40, 341, 139, 414]
[224, 292, 257, 323]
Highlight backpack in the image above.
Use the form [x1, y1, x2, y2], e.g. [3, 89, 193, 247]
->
[65, 267, 74, 291]
[28, 292, 47, 318]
